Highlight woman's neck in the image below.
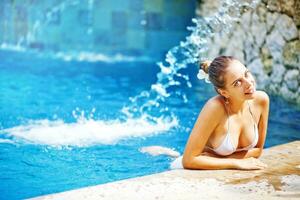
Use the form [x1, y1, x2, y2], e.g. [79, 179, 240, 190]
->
[227, 98, 247, 115]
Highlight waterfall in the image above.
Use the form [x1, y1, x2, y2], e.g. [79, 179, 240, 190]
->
[122, 0, 260, 123]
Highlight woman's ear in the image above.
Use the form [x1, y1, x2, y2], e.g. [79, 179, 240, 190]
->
[217, 88, 229, 99]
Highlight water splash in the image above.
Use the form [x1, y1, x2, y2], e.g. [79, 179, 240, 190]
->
[122, 0, 260, 122]
[0, 115, 178, 147]
[0, 106, 178, 147]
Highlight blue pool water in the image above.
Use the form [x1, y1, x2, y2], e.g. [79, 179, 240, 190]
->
[0, 49, 300, 199]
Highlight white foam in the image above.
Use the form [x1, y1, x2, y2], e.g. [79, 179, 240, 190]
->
[54, 51, 151, 63]
[0, 138, 15, 144]
[139, 146, 180, 157]
[0, 45, 152, 63]
[0, 116, 178, 147]
[0, 43, 26, 52]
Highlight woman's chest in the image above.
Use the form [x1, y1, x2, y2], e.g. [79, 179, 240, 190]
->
[208, 113, 258, 149]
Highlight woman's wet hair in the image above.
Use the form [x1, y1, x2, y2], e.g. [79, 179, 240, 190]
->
[200, 56, 235, 89]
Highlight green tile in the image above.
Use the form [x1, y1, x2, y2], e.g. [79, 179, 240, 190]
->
[0, 21, 3, 41]
[12, 0, 26, 6]
[144, 0, 163, 12]
[14, 22, 28, 42]
[163, 0, 195, 16]
[43, 26, 61, 44]
[93, 9, 111, 30]
[127, 30, 145, 49]
[95, 0, 128, 11]
[3, 20, 15, 43]
[60, 6, 79, 28]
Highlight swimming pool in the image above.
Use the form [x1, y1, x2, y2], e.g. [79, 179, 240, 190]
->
[1, 0, 300, 198]
[0, 49, 300, 199]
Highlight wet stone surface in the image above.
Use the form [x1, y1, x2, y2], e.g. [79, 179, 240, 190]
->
[32, 141, 300, 200]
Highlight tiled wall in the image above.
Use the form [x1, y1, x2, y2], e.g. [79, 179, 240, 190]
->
[0, 0, 196, 59]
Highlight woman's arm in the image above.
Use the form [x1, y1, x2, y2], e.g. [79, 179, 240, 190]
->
[223, 148, 262, 159]
[184, 153, 266, 170]
[255, 91, 270, 150]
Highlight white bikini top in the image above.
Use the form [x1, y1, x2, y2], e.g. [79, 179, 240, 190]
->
[207, 101, 259, 156]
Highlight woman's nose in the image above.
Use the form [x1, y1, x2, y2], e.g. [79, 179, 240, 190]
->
[244, 77, 252, 88]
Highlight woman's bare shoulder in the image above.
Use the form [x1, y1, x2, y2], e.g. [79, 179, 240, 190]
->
[253, 90, 270, 107]
[202, 96, 226, 116]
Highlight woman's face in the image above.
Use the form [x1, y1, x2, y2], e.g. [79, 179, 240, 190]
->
[223, 59, 256, 101]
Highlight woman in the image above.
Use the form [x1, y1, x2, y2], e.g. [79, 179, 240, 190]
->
[180, 55, 269, 170]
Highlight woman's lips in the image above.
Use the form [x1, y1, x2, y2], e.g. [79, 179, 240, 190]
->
[245, 87, 255, 94]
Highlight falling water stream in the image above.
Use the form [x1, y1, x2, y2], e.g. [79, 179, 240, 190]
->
[121, 0, 261, 123]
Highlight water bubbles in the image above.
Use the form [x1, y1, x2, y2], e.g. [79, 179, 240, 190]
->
[189, 35, 202, 46]
[151, 84, 170, 97]
[157, 62, 172, 75]
[168, 80, 181, 86]
[180, 41, 186, 47]
[165, 51, 177, 66]
[52, 114, 58, 120]
[182, 94, 188, 103]
[89, 107, 96, 119]
[87, 28, 93, 35]
[192, 18, 198, 24]
[71, 107, 96, 123]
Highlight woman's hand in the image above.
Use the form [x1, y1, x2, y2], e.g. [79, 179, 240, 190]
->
[234, 157, 267, 170]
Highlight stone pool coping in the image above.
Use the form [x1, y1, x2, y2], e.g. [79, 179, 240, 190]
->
[32, 141, 300, 200]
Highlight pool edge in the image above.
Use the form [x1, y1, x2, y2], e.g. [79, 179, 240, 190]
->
[30, 141, 300, 200]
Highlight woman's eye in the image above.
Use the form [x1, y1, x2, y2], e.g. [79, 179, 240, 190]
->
[234, 80, 242, 87]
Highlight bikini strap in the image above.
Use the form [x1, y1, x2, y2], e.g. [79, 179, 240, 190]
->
[223, 99, 230, 134]
[247, 101, 256, 124]
[247, 101, 259, 145]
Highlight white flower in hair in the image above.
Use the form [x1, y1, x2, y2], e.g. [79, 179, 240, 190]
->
[197, 69, 210, 83]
